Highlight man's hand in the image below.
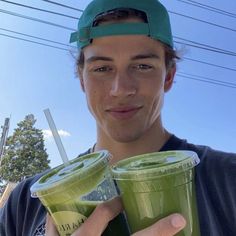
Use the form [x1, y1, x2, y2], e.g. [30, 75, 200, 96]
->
[45, 197, 123, 236]
[45, 197, 186, 236]
[132, 213, 186, 236]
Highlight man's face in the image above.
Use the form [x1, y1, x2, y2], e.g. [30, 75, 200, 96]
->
[79, 34, 175, 143]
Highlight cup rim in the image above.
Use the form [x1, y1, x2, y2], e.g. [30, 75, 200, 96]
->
[30, 150, 110, 197]
[111, 150, 200, 180]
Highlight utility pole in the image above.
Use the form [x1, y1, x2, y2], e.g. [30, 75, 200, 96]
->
[0, 117, 10, 166]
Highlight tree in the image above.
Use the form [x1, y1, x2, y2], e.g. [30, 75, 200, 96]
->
[0, 114, 50, 183]
[0, 179, 7, 196]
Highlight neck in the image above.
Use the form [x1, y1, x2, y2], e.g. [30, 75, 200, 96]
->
[94, 120, 171, 165]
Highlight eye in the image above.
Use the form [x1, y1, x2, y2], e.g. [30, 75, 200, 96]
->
[93, 66, 113, 73]
[134, 64, 153, 71]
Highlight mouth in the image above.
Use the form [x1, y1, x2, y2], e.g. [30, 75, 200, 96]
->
[106, 106, 142, 120]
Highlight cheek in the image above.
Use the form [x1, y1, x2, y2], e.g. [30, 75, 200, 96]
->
[154, 90, 164, 109]
[82, 76, 108, 113]
[84, 79, 106, 98]
[144, 78, 165, 118]
[85, 88, 99, 116]
[142, 72, 165, 97]
[148, 91, 164, 123]
[83, 70, 110, 96]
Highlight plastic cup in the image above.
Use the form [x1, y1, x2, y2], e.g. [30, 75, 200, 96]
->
[111, 150, 200, 235]
[30, 150, 129, 236]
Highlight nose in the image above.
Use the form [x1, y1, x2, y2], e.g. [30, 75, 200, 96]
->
[109, 70, 137, 97]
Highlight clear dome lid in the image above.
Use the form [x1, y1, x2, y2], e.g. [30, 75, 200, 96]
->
[112, 150, 200, 180]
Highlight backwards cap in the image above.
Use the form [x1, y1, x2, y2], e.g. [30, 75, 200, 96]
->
[70, 0, 173, 49]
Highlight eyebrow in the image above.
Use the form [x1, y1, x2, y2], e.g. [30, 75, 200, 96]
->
[86, 53, 160, 64]
[86, 56, 113, 64]
[131, 53, 160, 60]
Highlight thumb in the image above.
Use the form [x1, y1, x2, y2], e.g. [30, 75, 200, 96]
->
[132, 213, 186, 236]
[72, 196, 123, 236]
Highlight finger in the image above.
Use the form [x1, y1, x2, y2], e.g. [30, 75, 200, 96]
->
[72, 196, 123, 236]
[132, 213, 186, 236]
[45, 214, 59, 236]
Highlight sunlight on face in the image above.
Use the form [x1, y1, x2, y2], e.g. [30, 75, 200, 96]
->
[80, 34, 174, 143]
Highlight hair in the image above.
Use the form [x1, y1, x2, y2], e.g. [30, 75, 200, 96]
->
[76, 8, 180, 72]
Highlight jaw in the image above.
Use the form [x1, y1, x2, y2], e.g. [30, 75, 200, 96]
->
[95, 115, 170, 164]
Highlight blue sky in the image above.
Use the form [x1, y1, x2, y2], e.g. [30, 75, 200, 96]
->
[0, 0, 235, 168]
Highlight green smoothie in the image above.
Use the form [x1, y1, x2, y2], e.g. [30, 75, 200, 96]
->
[111, 150, 200, 235]
[48, 200, 128, 236]
[30, 151, 129, 236]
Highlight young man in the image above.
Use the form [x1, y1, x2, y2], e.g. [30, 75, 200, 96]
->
[1, 0, 236, 235]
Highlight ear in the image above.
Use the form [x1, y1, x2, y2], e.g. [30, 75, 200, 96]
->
[164, 66, 176, 92]
[78, 68, 85, 92]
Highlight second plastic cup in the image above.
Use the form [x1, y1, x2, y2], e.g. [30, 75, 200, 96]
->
[30, 150, 129, 236]
[111, 150, 200, 235]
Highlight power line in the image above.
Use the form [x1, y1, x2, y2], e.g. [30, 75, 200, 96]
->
[1, 32, 236, 88]
[2, 0, 235, 34]
[174, 39, 236, 57]
[183, 57, 236, 72]
[176, 0, 236, 18]
[1, 32, 236, 73]
[41, 0, 83, 13]
[40, 0, 236, 21]
[1, 27, 236, 72]
[177, 72, 236, 89]
[178, 72, 236, 87]
[174, 36, 236, 56]
[0, 0, 78, 19]
[169, 10, 236, 33]
[1, 23, 235, 57]
[175, 40, 235, 56]
[1, 7, 236, 57]
[0, 32, 69, 51]
[0, 8, 76, 31]
[0, 27, 76, 48]
[1, 3, 235, 36]
[178, 75, 236, 89]
[1, 23, 235, 58]
[1, 3, 236, 72]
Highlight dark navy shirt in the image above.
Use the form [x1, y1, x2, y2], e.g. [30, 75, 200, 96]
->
[1, 135, 236, 236]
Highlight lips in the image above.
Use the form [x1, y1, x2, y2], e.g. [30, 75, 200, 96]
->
[106, 106, 142, 120]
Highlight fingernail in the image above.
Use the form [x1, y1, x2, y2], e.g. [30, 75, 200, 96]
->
[171, 214, 186, 228]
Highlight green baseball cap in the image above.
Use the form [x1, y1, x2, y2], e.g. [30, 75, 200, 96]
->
[70, 0, 173, 49]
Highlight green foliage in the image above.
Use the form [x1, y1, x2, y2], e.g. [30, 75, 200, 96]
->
[0, 114, 50, 183]
[0, 180, 7, 196]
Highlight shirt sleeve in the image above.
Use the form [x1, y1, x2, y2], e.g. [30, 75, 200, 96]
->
[0, 173, 47, 236]
[0, 182, 20, 236]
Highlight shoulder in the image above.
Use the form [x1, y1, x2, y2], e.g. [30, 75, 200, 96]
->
[168, 135, 236, 167]
[0, 170, 49, 235]
[187, 144, 236, 234]
[185, 142, 236, 169]
[11, 170, 50, 202]
[185, 142, 236, 188]
[171, 134, 236, 166]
